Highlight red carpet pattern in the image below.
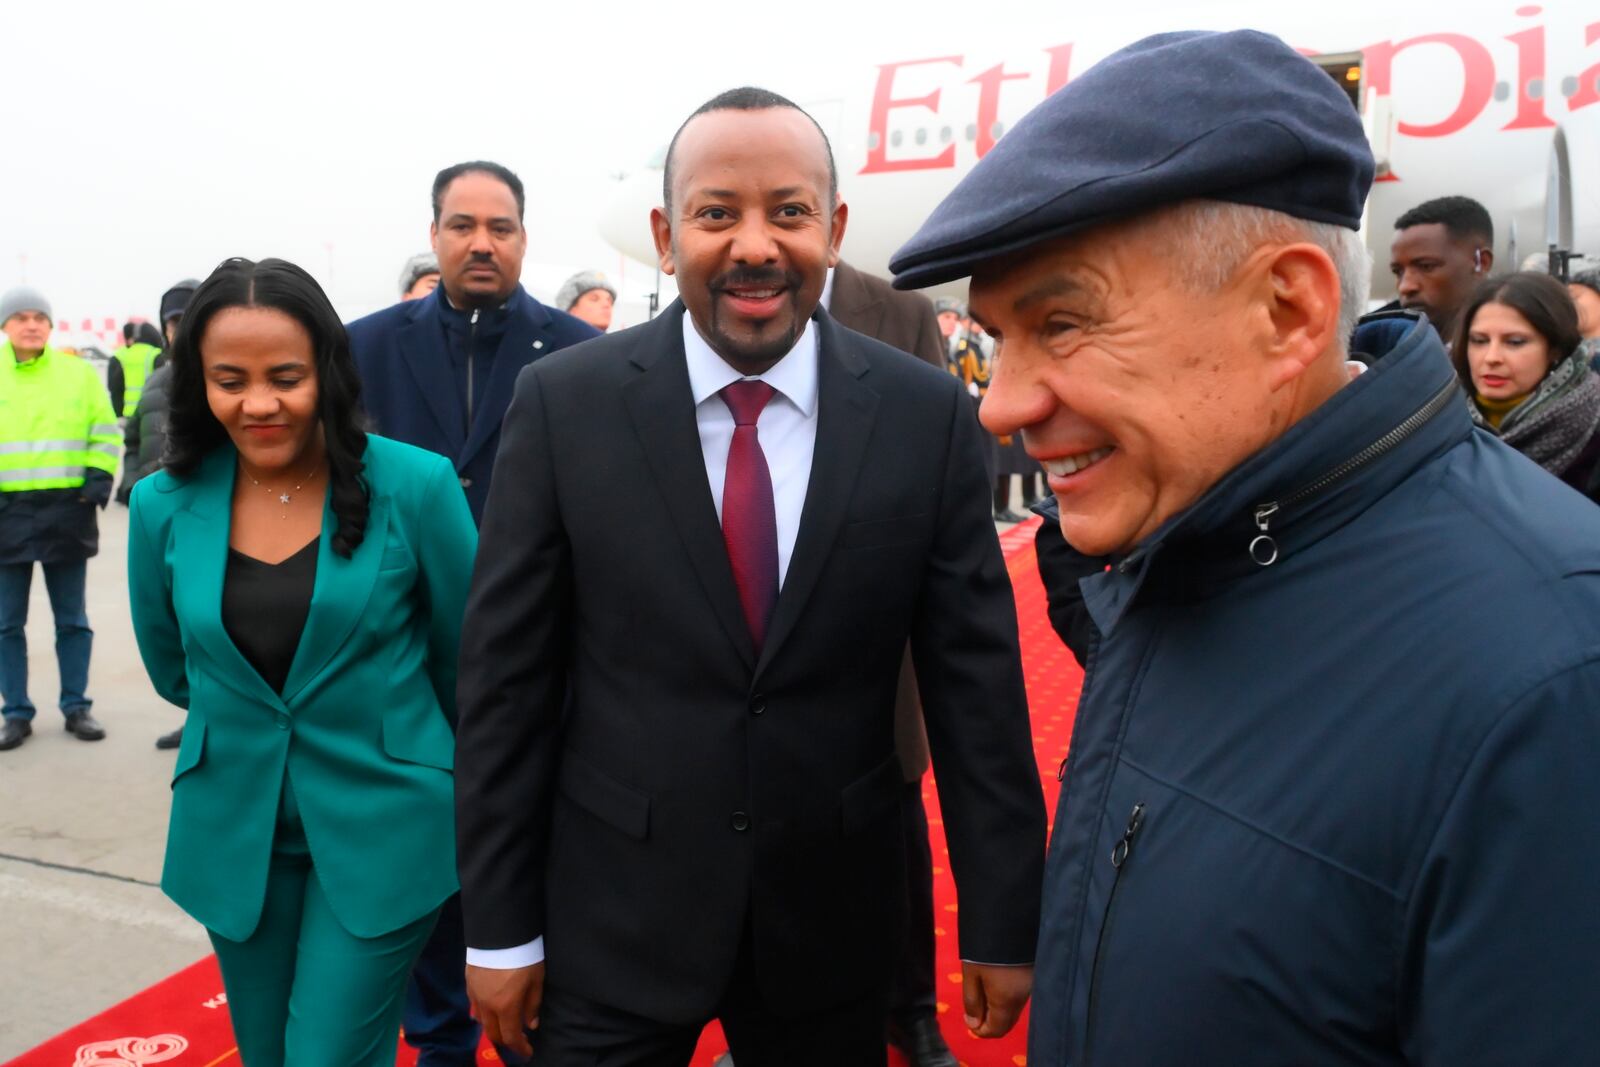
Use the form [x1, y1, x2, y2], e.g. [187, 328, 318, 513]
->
[5, 518, 1079, 1067]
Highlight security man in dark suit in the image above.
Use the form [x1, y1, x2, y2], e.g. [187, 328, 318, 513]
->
[456, 88, 1045, 1067]
[346, 160, 597, 1067]
[348, 161, 598, 524]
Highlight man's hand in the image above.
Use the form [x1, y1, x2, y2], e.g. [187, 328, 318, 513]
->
[962, 962, 1033, 1038]
[466, 961, 544, 1058]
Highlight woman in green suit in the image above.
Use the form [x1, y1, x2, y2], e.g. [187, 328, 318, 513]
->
[128, 258, 477, 1067]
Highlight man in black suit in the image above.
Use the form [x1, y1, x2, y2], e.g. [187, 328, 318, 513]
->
[455, 87, 1045, 1067]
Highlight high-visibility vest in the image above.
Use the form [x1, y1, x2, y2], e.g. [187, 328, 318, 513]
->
[0, 342, 121, 492]
[114, 342, 161, 413]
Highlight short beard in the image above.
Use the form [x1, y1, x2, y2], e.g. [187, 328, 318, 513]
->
[696, 256, 808, 371]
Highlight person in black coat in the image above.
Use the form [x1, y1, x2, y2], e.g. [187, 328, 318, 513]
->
[456, 90, 1045, 1066]
[347, 162, 597, 526]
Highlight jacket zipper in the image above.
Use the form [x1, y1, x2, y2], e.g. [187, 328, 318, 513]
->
[1083, 801, 1146, 1067]
[465, 308, 480, 430]
[1249, 379, 1458, 566]
[1057, 632, 1102, 784]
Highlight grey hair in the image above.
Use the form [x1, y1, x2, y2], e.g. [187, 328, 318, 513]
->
[1159, 200, 1372, 352]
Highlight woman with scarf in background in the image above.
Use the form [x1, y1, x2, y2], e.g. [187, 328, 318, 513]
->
[1453, 271, 1600, 502]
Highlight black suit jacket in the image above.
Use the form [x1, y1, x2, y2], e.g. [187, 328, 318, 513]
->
[455, 302, 1045, 1023]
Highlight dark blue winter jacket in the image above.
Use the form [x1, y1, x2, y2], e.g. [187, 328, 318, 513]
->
[1031, 316, 1600, 1065]
[347, 284, 598, 523]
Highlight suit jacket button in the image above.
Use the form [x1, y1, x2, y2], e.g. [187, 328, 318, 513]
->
[459, 476, 473, 489]
[731, 811, 750, 832]
[275, 715, 290, 730]
[749, 694, 765, 716]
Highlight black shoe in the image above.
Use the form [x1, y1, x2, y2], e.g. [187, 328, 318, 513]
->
[0, 719, 31, 751]
[887, 1013, 958, 1067]
[994, 509, 1027, 524]
[155, 726, 183, 750]
[64, 712, 106, 741]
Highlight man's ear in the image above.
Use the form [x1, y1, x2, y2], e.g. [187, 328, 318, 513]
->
[429, 222, 439, 255]
[826, 200, 850, 268]
[649, 207, 676, 276]
[1259, 242, 1342, 391]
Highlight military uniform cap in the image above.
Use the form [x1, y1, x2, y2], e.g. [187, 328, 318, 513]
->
[890, 29, 1375, 289]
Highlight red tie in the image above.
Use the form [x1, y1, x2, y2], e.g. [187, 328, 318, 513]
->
[720, 380, 779, 652]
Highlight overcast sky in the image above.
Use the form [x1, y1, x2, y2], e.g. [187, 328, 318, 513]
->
[3, 0, 1480, 339]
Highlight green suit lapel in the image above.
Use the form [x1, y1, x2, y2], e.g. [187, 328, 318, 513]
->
[170, 443, 390, 709]
[279, 493, 389, 704]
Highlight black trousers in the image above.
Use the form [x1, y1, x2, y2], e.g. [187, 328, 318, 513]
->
[532, 923, 890, 1067]
[889, 781, 938, 1022]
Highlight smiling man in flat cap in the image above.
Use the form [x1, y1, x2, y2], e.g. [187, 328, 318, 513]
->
[893, 29, 1600, 1067]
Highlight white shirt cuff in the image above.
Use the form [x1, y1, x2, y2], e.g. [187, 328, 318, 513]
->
[466, 936, 545, 968]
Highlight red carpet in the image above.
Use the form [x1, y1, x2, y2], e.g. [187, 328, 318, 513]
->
[5, 518, 1076, 1067]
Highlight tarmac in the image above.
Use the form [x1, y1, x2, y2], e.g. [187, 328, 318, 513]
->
[0, 503, 210, 1060]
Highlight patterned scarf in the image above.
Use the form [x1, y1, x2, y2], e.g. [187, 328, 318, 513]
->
[1469, 351, 1600, 475]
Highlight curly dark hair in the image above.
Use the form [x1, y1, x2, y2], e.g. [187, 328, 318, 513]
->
[163, 257, 370, 557]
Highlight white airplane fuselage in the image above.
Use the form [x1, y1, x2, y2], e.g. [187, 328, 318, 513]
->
[601, 4, 1600, 299]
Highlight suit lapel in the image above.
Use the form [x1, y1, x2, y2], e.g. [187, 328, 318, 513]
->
[170, 448, 289, 713]
[622, 305, 756, 670]
[757, 314, 879, 677]
[279, 491, 390, 704]
[396, 298, 465, 454]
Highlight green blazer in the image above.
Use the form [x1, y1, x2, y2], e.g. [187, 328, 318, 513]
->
[128, 434, 477, 941]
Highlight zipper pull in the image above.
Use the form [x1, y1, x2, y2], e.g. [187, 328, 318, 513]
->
[1110, 802, 1146, 868]
[1249, 503, 1280, 567]
[1057, 755, 1070, 782]
[470, 309, 480, 327]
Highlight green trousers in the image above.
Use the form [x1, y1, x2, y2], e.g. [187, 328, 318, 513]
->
[208, 779, 442, 1067]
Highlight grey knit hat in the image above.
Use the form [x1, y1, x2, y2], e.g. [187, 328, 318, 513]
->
[1572, 269, 1600, 298]
[555, 270, 616, 312]
[933, 297, 967, 317]
[0, 286, 53, 326]
[399, 252, 440, 296]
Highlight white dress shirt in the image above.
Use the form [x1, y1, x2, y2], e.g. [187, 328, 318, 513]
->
[466, 308, 822, 970]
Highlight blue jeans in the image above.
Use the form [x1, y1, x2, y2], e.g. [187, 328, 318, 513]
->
[0, 560, 93, 721]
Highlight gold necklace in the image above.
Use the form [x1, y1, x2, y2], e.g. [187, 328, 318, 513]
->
[241, 462, 320, 518]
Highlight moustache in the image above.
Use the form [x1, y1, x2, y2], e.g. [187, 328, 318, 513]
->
[711, 267, 801, 293]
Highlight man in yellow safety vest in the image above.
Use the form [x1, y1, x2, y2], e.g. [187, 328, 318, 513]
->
[108, 321, 164, 418]
[0, 286, 119, 751]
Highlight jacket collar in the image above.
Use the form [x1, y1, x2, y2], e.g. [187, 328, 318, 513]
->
[621, 301, 876, 676]
[396, 284, 557, 467]
[1075, 318, 1470, 637]
[171, 442, 390, 709]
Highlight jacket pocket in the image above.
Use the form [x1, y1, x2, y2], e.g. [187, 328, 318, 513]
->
[839, 514, 926, 551]
[171, 717, 206, 787]
[559, 752, 651, 841]
[840, 753, 904, 834]
[381, 711, 455, 771]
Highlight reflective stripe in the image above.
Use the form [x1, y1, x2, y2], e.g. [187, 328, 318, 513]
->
[0, 440, 89, 454]
[90, 443, 122, 458]
[91, 424, 120, 438]
[0, 466, 84, 485]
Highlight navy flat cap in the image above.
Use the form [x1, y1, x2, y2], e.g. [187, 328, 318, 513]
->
[890, 30, 1376, 289]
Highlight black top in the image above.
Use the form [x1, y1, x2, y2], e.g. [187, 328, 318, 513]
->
[222, 538, 319, 694]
